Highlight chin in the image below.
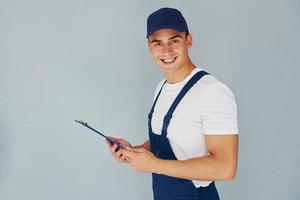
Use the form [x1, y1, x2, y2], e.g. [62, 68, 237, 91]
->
[161, 67, 177, 75]
[156, 62, 176, 72]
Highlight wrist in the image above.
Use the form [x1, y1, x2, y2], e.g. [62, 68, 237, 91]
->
[135, 141, 150, 151]
[151, 157, 163, 174]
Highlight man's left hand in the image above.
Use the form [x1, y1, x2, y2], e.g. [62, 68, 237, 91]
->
[120, 147, 159, 173]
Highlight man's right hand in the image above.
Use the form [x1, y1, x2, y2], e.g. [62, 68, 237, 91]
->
[106, 137, 132, 163]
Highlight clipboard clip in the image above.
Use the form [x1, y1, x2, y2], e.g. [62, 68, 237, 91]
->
[74, 119, 124, 150]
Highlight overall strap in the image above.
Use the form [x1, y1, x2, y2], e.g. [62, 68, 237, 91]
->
[150, 80, 167, 114]
[161, 70, 209, 137]
[148, 80, 167, 131]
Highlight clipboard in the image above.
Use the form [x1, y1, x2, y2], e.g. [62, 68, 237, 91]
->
[74, 120, 124, 150]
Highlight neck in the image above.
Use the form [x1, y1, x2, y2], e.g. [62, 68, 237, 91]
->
[165, 62, 196, 84]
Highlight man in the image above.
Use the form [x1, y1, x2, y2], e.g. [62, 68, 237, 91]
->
[107, 7, 239, 200]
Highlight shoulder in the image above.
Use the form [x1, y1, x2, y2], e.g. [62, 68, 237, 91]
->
[193, 70, 238, 116]
[193, 71, 235, 101]
[195, 72, 239, 134]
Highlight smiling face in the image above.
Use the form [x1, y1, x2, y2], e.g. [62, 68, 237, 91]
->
[148, 29, 193, 76]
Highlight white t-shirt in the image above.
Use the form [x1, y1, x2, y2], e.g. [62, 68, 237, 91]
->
[151, 67, 239, 187]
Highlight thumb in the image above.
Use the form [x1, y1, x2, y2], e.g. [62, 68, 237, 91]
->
[131, 147, 147, 153]
[125, 146, 132, 150]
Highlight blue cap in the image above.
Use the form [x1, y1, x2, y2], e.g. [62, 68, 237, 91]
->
[146, 7, 189, 38]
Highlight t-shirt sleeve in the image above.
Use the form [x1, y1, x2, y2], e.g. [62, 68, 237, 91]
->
[199, 82, 239, 135]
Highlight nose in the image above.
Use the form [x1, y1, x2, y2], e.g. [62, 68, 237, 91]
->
[161, 43, 173, 54]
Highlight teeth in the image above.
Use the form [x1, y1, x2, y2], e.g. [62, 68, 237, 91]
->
[162, 58, 176, 63]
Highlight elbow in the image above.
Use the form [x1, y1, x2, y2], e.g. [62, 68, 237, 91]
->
[219, 156, 238, 181]
[222, 166, 237, 180]
[223, 171, 236, 180]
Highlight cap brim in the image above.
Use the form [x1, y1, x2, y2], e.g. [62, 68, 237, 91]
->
[147, 25, 186, 38]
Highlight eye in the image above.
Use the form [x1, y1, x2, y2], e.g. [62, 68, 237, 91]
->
[153, 42, 161, 47]
[171, 39, 179, 44]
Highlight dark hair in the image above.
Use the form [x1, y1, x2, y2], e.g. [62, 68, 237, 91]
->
[185, 31, 189, 37]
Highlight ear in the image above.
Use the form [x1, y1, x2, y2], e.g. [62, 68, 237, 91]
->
[186, 33, 193, 48]
[147, 39, 152, 52]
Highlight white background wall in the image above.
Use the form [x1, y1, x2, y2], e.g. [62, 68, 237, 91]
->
[1, 0, 299, 199]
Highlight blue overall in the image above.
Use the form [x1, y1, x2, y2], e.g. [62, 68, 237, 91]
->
[148, 70, 220, 200]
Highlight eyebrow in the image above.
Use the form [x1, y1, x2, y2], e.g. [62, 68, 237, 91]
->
[150, 39, 161, 44]
[169, 35, 182, 40]
[150, 34, 183, 44]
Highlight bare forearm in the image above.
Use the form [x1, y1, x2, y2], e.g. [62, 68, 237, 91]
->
[152, 155, 237, 181]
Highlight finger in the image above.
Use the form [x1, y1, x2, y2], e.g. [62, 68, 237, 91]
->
[115, 145, 121, 152]
[106, 139, 113, 147]
[116, 150, 123, 159]
[114, 145, 125, 159]
[113, 151, 122, 162]
[124, 146, 132, 151]
[108, 137, 123, 143]
[107, 140, 121, 153]
[120, 149, 135, 158]
[117, 155, 126, 163]
[111, 144, 120, 154]
[107, 138, 119, 147]
[121, 154, 131, 162]
[108, 137, 119, 146]
[109, 137, 132, 148]
[119, 155, 129, 163]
